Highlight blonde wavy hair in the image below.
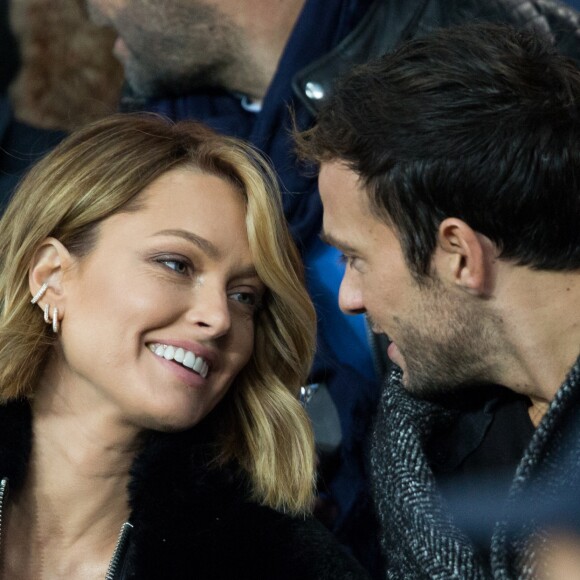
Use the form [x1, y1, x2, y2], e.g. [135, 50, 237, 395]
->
[0, 113, 317, 514]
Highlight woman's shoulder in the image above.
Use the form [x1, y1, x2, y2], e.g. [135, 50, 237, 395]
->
[230, 501, 371, 579]
[154, 498, 372, 579]
[127, 440, 370, 579]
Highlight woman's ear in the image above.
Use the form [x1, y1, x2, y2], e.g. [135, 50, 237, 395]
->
[432, 218, 498, 296]
[28, 238, 73, 309]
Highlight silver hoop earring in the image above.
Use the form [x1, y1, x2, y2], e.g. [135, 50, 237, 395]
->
[44, 304, 51, 324]
[52, 307, 59, 334]
[31, 282, 49, 305]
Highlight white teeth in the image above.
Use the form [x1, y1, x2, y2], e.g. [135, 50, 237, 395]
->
[149, 343, 209, 378]
[193, 357, 203, 373]
[183, 351, 195, 369]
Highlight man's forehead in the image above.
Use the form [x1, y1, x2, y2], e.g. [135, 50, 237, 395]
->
[318, 161, 375, 217]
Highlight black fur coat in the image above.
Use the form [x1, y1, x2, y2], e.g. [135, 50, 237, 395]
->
[0, 400, 369, 579]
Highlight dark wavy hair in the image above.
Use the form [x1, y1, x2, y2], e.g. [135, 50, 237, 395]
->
[297, 22, 580, 279]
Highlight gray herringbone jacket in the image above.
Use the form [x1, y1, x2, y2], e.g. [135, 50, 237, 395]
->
[371, 357, 580, 579]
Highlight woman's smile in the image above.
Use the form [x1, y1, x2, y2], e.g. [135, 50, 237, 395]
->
[148, 343, 210, 379]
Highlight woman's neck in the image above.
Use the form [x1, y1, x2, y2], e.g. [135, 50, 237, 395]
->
[1, 385, 143, 578]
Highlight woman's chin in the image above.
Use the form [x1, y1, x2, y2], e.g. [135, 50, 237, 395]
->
[127, 406, 212, 433]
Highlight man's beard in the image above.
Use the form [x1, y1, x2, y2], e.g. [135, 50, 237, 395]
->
[389, 285, 500, 401]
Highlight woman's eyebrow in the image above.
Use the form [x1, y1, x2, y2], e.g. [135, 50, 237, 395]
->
[153, 229, 260, 280]
[153, 229, 220, 259]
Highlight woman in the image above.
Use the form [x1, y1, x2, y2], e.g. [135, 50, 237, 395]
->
[0, 114, 369, 579]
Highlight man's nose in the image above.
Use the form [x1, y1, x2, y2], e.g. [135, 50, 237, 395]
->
[338, 269, 365, 315]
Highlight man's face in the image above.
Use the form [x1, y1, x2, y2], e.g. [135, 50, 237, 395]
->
[86, 0, 245, 98]
[319, 161, 496, 398]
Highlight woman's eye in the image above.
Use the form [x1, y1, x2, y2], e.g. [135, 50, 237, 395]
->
[229, 291, 258, 308]
[158, 258, 189, 274]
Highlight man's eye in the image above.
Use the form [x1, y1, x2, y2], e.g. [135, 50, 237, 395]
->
[339, 253, 355, 267]
[339, 253, 364, 273]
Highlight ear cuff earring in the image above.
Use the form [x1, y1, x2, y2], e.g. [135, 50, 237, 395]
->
[51, 307, 59, 334]
[43, 304, 59, 333]
[30, 282, 49, 304]
[33, 282, 59, 333]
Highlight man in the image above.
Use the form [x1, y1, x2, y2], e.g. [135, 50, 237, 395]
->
[3, 0, 580, 573]
[296, 22, 580, 578]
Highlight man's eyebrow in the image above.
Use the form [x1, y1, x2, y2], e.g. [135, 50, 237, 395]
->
[153, 229, 220, 259]
[320, 230, 357, 254]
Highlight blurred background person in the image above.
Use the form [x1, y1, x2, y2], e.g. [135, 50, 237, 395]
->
[0, 0, 123, 206]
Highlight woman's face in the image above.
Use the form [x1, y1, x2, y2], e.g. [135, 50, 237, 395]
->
[52, 167, 264, 431]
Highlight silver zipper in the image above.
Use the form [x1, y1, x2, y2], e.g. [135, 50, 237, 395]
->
[105, 521, 133, 580]
[0, 478, 8, 557]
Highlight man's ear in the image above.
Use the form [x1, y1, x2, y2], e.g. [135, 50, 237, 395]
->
[28, 238, 73, 309]
[432, 218, 497, 296]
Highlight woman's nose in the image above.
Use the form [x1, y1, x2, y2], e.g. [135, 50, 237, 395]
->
[186, 285, 232, 338]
